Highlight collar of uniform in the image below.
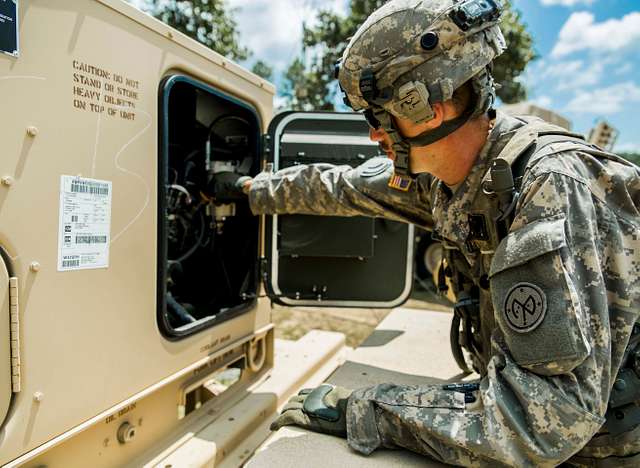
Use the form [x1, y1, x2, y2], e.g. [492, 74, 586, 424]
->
[432, 111, 526, 246]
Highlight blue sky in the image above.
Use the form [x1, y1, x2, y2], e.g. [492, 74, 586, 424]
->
[511, 0, 640, 152]
[173, 0, 640, 152]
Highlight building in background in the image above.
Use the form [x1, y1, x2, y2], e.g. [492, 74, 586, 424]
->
[501, 101, 572, 131]
[588, 120, 619, 151]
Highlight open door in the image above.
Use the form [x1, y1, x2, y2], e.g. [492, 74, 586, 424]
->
[263, 112, 414, 308]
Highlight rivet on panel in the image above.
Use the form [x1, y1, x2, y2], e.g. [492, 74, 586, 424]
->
[33, 391, 44, 402]
[30, 262, 41, 272]
[1, 176, 14, 187]
[26, 126, 38, 137]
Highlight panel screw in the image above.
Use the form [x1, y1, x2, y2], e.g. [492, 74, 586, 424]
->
[1, 176, 14, 187]
[33, 391, 44, 402]
[30, 262, 41, 272]
[26, 126, 38, 137]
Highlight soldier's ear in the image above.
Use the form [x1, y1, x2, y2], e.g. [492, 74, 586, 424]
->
[429, 102, 446, 129]
[409, 102, 446, 133]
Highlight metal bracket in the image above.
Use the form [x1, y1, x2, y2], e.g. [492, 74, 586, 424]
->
[9, 277, 20, 393]
[262, 134, 272, 156]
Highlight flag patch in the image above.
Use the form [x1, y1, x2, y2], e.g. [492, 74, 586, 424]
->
[388, 174, 412, 191]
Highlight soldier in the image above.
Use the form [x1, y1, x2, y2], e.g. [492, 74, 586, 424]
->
[229, 0, 640, 465]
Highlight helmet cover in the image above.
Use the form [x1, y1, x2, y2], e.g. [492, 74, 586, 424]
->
[338, 0, 506, 123]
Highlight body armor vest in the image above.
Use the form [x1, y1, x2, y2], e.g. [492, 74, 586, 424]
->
[438, 117, 640, 462]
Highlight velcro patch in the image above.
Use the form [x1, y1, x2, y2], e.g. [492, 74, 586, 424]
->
[503, 282, 547, 333]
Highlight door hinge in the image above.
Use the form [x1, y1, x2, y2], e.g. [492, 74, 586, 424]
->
[9, 277, 20, 393]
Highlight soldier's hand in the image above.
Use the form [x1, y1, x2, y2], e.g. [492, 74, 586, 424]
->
[209, 172, 252, 201]
[270, 384, 352, 437]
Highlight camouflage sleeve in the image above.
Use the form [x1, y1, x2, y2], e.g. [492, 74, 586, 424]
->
[345, 166, 640, 466]
[248, 157, 435, 228]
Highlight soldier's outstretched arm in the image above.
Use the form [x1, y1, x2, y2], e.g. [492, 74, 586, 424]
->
[247, 157, 435, 229]
[345, 164, 639, 466]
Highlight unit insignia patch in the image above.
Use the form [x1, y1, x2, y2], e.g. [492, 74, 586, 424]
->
[360, 158, 392, 178]
[503, 282, 547, 333]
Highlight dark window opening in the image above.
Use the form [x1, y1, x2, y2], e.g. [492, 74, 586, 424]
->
[158, 75, 260, 339]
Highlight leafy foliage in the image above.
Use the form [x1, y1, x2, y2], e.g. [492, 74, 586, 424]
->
[251, 60, 274, 81]
[144, 0, 250, 62]
[619, 152, 640, 167]
[493, 2, 538, 104]
[282, 0, 536, 110]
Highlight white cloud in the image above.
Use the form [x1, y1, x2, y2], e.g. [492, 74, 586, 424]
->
[228, 0, 348, 72]
[542, 59, 604, 90]
[532, 95, 553, 108]
[552, 12, 640, 57]
[565, 82, 640, 114]
[540, 0, 594, 6]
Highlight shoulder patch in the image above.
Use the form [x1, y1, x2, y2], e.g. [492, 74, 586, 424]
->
[503, 282, 547, 333]
[360, 158, 392, 178]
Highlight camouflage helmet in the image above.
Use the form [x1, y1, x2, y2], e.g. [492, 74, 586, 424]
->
[337, 0, 506, 177]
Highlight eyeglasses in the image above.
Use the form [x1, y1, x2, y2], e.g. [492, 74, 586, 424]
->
[363, 108, 381, 130]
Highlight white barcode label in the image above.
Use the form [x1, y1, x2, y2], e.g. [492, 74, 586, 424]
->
[58, 176, 112, 271]
[62, 256, 81, 268]
[71, 180, 110, 196]
[75, 235, 107, 244]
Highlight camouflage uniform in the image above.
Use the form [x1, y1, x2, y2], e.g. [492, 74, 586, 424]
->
[249, 111, 640, 467]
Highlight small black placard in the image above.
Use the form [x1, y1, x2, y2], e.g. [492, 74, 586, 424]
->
[0, 0, 18, 57]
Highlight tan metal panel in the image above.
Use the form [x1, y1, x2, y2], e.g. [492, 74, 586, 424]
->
[0, 0, 274, 464]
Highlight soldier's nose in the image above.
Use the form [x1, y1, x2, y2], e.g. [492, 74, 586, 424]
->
[369, 127, 386, 142]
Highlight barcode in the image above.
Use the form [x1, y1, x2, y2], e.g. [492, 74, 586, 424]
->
[62, 259, 80, 268]
[71, 215, 79, 222]
[71, 180, 109, 196]
[75, 235, 107, 244]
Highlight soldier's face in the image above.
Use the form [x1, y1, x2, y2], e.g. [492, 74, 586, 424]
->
[369, 118, 437, 173]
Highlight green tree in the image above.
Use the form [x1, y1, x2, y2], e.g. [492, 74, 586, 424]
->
[251, 60, 274, 81]
[282, 0, 536, 110]
[619, 152, 640, 166]
[494, 2, 538, 103]
[143, 0, 250, 62]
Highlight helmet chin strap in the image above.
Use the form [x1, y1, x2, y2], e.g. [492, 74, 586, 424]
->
[374, 105, 475, 179]
[405, 105, 475, 147]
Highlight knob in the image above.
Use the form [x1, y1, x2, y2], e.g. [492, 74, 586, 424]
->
[117, 422, 137, 444]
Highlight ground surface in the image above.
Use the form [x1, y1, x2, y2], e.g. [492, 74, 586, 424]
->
[272, 279, 453, 347]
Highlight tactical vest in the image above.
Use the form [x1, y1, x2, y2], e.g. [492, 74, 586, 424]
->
[437, 117, 640, 463]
